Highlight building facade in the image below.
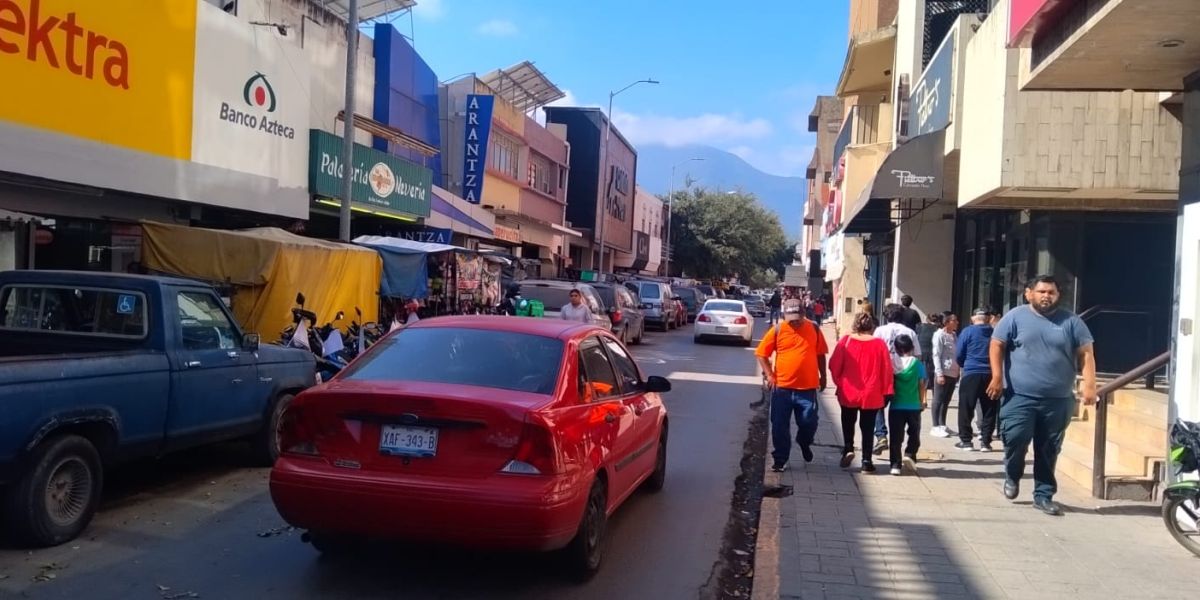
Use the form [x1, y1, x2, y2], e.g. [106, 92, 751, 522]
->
[802, 96, 846, 292]
[614, 186, 664, 276]
[543, 107, 639, 276]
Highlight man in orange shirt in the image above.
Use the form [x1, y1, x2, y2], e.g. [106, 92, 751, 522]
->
[757, 299, 828, 471]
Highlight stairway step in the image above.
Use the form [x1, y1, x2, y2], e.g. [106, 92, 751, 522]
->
[1110, 388, 1169, 422]
[1063, 418, 1164, 477]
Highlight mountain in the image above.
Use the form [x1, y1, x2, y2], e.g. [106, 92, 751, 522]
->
[636, 144, 806, 239]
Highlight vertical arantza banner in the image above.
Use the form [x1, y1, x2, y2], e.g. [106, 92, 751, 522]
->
[462, 94, 494, 204]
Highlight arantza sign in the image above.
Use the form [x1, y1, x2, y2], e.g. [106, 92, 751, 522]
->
[0, 0, 130, 89]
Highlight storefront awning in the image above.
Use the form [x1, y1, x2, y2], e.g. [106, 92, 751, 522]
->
[842, 129, 946, 235]
[354, 235, 465, 300]
[429, 186, 495, 239]
[0, 208, 41, 223]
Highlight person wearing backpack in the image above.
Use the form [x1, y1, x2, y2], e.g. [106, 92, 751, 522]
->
[756, 299, 828, 472]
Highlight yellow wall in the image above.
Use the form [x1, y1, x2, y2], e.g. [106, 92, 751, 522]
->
[483, 174, 521, 211]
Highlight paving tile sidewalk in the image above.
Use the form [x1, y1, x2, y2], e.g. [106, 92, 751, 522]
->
[752, 325, 1195, 600]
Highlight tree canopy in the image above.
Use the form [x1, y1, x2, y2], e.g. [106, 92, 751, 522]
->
[664, 188, 793, 288]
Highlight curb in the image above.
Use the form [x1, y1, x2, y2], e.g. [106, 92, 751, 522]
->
[750, 463, 780, 600]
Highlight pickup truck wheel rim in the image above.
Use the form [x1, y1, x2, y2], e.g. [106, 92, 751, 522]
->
[44, 457, 92, 527]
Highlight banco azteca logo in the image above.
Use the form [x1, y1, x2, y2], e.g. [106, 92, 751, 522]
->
[243, 73, 277, 112]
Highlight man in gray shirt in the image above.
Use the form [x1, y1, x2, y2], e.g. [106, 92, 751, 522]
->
[560, 289, 593, 324]
[987, 275, 1097, 516]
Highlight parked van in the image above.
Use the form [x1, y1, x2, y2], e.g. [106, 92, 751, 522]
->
[631, 281, 679, 331]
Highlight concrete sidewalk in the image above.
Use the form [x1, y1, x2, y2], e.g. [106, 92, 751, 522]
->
[751, 329, 1195, 599]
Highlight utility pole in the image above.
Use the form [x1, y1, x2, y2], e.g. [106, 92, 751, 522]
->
[338, 0, 358, 242]
[666, 157, 703, 279]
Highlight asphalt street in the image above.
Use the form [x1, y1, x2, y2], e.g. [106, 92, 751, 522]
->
[0, 320, 768, 600]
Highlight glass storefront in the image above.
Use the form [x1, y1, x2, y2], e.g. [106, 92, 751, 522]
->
[953, 209, 1176, 373]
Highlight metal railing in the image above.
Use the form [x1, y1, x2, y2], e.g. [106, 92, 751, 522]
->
[1091, 350, 1170, 498]
[1078, 305, 1157, 377]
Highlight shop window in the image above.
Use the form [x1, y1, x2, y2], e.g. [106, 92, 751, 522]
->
[0, 285, 147, 338]
[489, 133, 520, 180]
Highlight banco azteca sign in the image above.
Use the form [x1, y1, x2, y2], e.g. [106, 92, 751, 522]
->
[217, 72, 296, 139]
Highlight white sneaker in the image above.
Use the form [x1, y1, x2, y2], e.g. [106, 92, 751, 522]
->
[931, 427, 949, 438]
[890, 467, 902, 476]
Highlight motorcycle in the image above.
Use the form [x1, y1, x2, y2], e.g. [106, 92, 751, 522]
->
[1163, 419, 1200, 558]
[344, 306, 383, 359]
[279, 293, 344, 383]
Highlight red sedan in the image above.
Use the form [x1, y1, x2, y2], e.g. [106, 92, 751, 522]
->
[269, 316, 671, 578]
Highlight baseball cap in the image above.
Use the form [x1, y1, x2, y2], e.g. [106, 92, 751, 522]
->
[783, 300, 804, 321]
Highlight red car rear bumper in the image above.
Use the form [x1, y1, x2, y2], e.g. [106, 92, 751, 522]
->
[269, 458, 590, 551]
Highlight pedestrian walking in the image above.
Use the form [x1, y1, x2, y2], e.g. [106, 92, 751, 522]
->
[988, 275, 1097, 516]
[930, 312, 959, 438]
[955, 307, 997, 451]
[888, 335, 926, 475]
[757, 299, 828, 472]
[870, 304, 923, 455]
[813, 298, 826, 324]
[899, 295, 922, 331]
[560, 288, 592, 323]
[829, 312, 894, 473]
[916, 312, 943, 400]
[768, 289, 782, 324]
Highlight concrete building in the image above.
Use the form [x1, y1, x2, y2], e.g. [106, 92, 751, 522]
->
[440, 67, 580, 276]
[1004, 0, 1199, 495]
[801, 96, 845, 292]
[543, 107, 639, 277]
[614, 186, 664, 276]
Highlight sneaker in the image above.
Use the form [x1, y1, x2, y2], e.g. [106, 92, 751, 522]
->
[904, 453, 918, 465]
[979, 442, 994, 453]
[771, 461, 788, 472]
[943, 428, 957, 437]
[955, 441, 975, 451]
[930, 427, 949, 438]
[839, 451, 855, 469]
[800, 444, 814, 463]
[873, 437, 888, 456]
[890, 466, 902, 476]
[861, 460, 876, 473]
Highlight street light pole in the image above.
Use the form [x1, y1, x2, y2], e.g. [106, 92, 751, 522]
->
[598, 78, 658, 277]
[338, 0, 359, 242]
[665, 157, 704, 279]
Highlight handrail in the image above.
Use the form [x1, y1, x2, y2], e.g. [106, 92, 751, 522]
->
[1092, 351, 1171, 499]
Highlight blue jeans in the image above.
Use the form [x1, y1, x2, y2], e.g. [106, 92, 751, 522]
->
[874, 394, 892, 438]
[1000, 393, 1075, 500]
[769, 308, 781, 324]
[771, 388, 819, 464]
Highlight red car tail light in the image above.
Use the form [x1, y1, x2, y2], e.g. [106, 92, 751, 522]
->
[697, 314, 711, 322]
[733, 316, 749, 325]
[279, 407, 321, 457]
[611, 310, 623, 324]
[501, 420, 559, 475]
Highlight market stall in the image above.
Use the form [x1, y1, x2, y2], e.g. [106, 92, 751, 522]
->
[354, 235, 507, 317]
[141, 222, 382, 338]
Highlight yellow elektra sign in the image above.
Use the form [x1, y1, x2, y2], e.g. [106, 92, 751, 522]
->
[0, 0, 197, 159]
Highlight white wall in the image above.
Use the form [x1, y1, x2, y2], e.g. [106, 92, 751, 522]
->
[238, 0, 375, 146]
[891, 203, 956, 318]
[958, 7, 1010, 206]
[1172, 203, 1200, 424]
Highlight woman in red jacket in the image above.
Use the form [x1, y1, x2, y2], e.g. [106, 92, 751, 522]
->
[829, 312, 894, 473]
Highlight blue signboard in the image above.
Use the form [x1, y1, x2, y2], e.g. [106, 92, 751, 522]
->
[462, 94, 494, 204]
[396, 226, 453, 245]
[909, 32, 955, 136]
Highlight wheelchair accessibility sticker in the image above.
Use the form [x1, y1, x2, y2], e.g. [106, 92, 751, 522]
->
[117, 295, 136, 315]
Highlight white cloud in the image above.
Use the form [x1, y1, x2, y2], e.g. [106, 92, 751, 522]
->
[476, 19, 519, 37]
[754, 145, 816, 178]
[727, 146, 755, 161]
[412, 0, 445, 20]
[611, 111, 773, 148]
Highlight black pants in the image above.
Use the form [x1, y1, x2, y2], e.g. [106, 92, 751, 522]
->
[932, 376, 957, 428]
[888, 408, 922, 466]
[840, 406, 879, 460]
[958, 373, 999, 445]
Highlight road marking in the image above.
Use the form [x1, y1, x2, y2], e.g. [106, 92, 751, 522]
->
[665, 372, 763, 385]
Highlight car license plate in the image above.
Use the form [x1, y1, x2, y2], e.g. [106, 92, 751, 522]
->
[379, 425, 438, 457]
[715, 326, 729, 333]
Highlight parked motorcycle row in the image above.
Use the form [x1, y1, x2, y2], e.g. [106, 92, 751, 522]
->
[277, 293, 385, 382]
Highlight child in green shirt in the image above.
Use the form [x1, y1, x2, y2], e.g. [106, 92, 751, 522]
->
[889, 334, 926, 475]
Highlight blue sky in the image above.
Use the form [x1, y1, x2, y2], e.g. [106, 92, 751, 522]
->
[379, 0, 849, 177]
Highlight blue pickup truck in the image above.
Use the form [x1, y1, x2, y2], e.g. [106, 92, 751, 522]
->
[0, 271, 314, 547]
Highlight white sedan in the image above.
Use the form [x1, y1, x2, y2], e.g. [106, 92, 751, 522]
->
[693, 300, 754, 346]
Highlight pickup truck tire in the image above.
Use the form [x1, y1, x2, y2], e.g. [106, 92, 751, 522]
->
[250, 393, 294, 467]
[3, 435, 103, 547]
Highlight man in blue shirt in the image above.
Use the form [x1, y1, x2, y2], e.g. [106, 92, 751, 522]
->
[955, 307, 997, 451]
[987, 275, 1097, 516]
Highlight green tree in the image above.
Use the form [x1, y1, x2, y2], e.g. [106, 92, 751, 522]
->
[665, 188, 793, 283]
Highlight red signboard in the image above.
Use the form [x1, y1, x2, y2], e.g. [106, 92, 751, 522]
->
[1008, 0, 1073, 47]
